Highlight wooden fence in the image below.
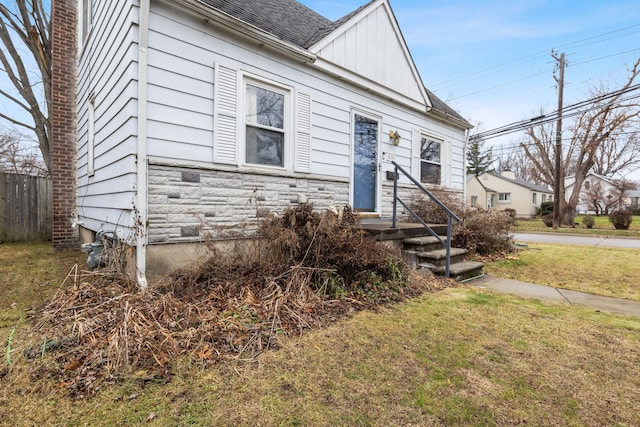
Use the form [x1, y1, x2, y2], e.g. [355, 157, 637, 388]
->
[0, 173, 52, 242]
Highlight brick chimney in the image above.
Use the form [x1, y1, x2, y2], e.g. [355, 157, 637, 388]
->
[51, 0, 78, 248]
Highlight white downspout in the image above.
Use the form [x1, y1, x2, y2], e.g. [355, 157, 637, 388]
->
[136, 0, 150, 290]
[463, 128, 470, 206]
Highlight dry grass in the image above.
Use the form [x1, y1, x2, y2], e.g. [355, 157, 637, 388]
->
[2, 225, 640, 425]
[2, 288, 639, 426]
[2, 206, 441, 399]
[0, 242, 81, 312]
[485, 243, 640, 301]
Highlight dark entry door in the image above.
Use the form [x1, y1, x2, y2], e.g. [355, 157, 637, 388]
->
[353, 114, 378, 212]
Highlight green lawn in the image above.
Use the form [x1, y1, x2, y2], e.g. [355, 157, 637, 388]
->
[485, 243, 640, 301]
[514, 215, 640, 237]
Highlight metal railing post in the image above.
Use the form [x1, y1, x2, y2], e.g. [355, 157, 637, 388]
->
[389, 161, 459, 279]
[392, 165, 398, 228]
[445, 214, 452, 278]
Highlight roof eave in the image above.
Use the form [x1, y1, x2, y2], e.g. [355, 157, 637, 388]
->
[173, 0, 318, 63]
[428, 108, 473, 130]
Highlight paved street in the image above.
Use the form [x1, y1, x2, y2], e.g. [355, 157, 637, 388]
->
[512, 233, 640, 249]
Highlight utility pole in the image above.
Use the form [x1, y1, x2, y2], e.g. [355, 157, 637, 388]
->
[552, 51, 565, 229]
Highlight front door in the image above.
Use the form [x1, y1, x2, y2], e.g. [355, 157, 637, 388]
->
[353, 114, 379, 212]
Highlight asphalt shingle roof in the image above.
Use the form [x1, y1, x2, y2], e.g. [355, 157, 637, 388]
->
[492, 173, 552, 193]
[200, 0, 331, 48]
[200, 0, 468, 125]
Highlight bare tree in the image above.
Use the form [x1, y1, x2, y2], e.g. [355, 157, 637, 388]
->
[521, 58, 640, 225]
[0, 0, 51, 172]
[592, 128, 640, 177]
[495, 142, 546, 185]
[0, 129, 47, 175]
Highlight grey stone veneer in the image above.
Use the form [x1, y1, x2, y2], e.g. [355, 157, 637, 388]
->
[147, 165, 457, 244]
[147, 165, 350, 243]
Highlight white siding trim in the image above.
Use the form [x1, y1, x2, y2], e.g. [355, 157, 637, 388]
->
[295, 91, 311, 173]
[411, 128, 420, 182]
[87, 95, 95, 177]
[213, 63, 238, 164]
[444, 140, 452, 187]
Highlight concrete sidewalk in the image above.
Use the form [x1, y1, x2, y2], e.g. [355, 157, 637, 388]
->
[471, 275, 640, 318]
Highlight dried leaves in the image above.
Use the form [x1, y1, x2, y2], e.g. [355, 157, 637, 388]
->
[18, 205, 449, 398]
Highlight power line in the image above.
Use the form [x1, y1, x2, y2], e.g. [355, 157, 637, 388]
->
[470, 84, 640, 141]
[431, 23, 640, 98]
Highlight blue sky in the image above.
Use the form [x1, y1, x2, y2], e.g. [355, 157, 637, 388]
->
[2, 0, 639, 176]
[300, 0, 640, 162]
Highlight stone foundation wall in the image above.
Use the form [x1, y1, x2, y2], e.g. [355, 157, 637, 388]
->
[147, 165, 350, 243]
[147, 165, 462, 245]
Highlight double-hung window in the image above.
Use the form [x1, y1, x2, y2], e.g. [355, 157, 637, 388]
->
[420, 135, 441, 184]
[245, 81, 287, 168]
[499, 192, 511, 202]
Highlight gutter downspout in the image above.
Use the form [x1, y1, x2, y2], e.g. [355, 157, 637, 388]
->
[463, 128, 470, 206]
[136, 0, 150, 290]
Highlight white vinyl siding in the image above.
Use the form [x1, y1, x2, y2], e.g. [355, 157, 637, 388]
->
[142, 1, 466, 190]
[312, 2, 426, 106]
[76, 0, 138, 236]
[77, 0, 470, 242]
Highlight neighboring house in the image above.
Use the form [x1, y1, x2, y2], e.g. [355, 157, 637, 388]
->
[466, 174, 496, 211]
[626, 189, 640, 211]
[69, 0, 472, 282]
[466, 171, 553, 217]
[565, 173, 637, 214]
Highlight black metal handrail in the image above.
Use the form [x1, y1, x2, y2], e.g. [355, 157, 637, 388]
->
[391, 161, 460, 277]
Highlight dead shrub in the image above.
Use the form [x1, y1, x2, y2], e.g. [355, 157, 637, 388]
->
[453, 208, 514, 255]
[409, 194, 513, 255]
[12, 204, 450, 399]
[255, 204, 403, 290]
[408, 190, 464, 224]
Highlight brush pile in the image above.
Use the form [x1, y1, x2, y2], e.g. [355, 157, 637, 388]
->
[21, 205, 452, 398]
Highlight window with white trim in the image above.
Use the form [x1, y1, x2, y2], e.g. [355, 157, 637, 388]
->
[244, 80, 288, 168]
[471, 195, 478, 207]
[498, 192, 511, 202]
[420, 135, 441, 184]
[532, 193, 537, 205]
